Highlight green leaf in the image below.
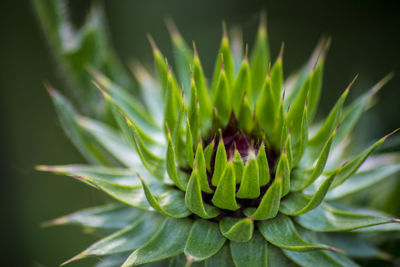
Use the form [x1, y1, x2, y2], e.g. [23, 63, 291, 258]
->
[130, 61, 164, 124]
[167, 131, 187, 190]
[327, 163, 400, 200]
[212, 162, 240, 210]
[315, 233, 388, 260]
[41, 203, 140, 229]
[268, 246, 297, 267]
[204, 139, 215, 173]
[233, 149, 244, 184]
[256, 75, 276, 135]
[238, 96, 254, 133]
[352, 223, 400, 232]
[194, 143, 213, 193]
[232, 56, 250, 116]
[92, 71, 160, 135]
[276, 146, 291, 197]
[36, 164, 154, 187]
[68, 174, 157, 211]
[211, 137, 228, 186]
[98, 86, 162, 149]
[295, 203, 398, 232]
[257, 143, 271, 186]
[230, 232, 268, 267]
[284, 250, 359, 267]
[164, 69, 183, 135]
[256, 45, 284, 134]
[192, 42, 212, 121]
[205, 244, 234, 267]
[47, 88, 110, 165]
[211, 106, 226, 132]
[285, 130, 293, 168]
[122, 218, 192, 266]
[334, 73, 393, 146]
[258, 214, 332, 251]
[76, 116, 142, 168]
[212, 24, 234, 91]
[171, 99, 186, 168]
[307, 56, 325, 121]
[237, 152, 260, 199]
[273, 90, 286, 147]
[270, 45, 284, 103]
[122, 116, 166, 180]
[281, 170, 338, 216]
[188, 77, 200, 146]
[244, 175, 281, 220]
[148, 35, 168, 94]
[292, 101, 308, 166]
[139, 176, 191, 218]
[185, 169, 220, 219]
[285, 39, 327, 110]
[304, 78, 353, 165]
[286, 72, 311, 142]
[220, 217, 254, 242]
[212, 69, 231, 123]
[166, 19, 193, 96]
[67, 213, 164, 262]
[249, 13, 269, 104]
[291, 126, 337, 191]
[184, 220, 226, 261]
[331, 129, 398, 188]
[185, 116, 194, 169]
[95, 253, 131, 267]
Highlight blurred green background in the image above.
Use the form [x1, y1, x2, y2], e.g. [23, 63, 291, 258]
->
[1, 0, 399, 266]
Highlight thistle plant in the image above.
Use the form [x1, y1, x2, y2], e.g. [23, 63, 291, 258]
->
[36, 1, 400, 266]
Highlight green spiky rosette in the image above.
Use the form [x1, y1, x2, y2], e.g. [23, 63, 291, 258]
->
[38, 10, 400, 267]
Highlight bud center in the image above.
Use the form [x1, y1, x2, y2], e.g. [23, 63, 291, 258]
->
[202, 115, 279, 218]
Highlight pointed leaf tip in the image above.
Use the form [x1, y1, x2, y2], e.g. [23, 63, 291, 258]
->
[370, 72, 395, 95]
[35, 165, 55, 172]
[212, 162, 240, 211]
[344, 74, 359, 94]
[136, 172, 145, 183]
[259, 11, 267, 31]
[44, 82, 55, 95]
[185, 169, 219, 219]
[278, 42, 285, 60]
[139, 173, 190, 218]
[244, 43, 249, 62]
[222, 21, 228, 39]
[165, 17, 180, 40]
[259, 214, 330, 251]
[383, 128, 400, 140]
[327, 246, 346, 254]
[220, 217, 254, 242]
[321, 37, 331, 61]
[147, 34, 159, 52]
[61, 254, 83, 266]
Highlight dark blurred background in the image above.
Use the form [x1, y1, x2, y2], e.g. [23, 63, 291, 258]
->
[1, 0, 399, 266]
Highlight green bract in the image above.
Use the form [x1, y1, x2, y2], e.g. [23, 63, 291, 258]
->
[36, 1, 400, 266]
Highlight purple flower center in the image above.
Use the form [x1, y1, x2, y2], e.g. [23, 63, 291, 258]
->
[200, 114, 279, 218]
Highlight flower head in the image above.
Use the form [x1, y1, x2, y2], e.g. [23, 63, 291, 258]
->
[37, 5, 400, 267]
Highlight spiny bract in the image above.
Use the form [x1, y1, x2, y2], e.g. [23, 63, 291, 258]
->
[37, 2, 400, 267]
